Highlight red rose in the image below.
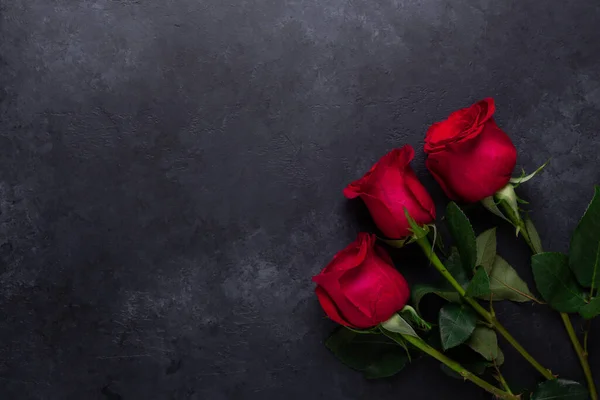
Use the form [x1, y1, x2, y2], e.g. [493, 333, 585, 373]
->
[312, 233, 410, 328]
[424, 98, 517, 203]
[343, 145, 436, 239]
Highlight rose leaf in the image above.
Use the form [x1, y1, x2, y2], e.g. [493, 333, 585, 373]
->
[438, 304, 477, 351]
[465, 267, 491, 298]
[476, 228, 496, 274]
[325, 327, 409, 379]
[569, 186, 600, 288]
[532, 252, 587, 313]
[580, 297, 600, 319]
[446, 202, 477, 273]
[482, 255, 538, 303]
[411, 283, 461, 313]
[530, 379, 588, 400]
[466, 326, 499, 362]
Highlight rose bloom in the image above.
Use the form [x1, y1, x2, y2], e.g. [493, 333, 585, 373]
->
[344, 145, 436, 239]
[312, 233, 410, 329]
[424, 98, 517, 203]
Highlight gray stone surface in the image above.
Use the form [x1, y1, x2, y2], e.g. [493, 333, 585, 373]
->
[0, 0, 599, 399]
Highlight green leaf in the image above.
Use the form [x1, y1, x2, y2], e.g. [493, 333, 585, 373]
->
[362, 353, 409, 379]
[580, 297, 600, 319]
[482, 196, 510, 222]
[476, 228, 497, 273]
[465, 267, 491, 298]
[495, 347, 505, 367]
[467, 326, 499, 362]
[525, 217, 544, 253]
[325, 327, 409, 379]
[411, 284, 461, 312]
[532, 252, 587, 313]
[569, 186, 600, 288]
[485, 256, 537, 302]
[470, 360, 493, 374]
[446, 202, 477, 272]
[438, 304, 477, 350]
[445, 247, 470, 286]
[379, 329, 412, 361]
[531, 379, 588, 400]
[345, 326, 380, 335]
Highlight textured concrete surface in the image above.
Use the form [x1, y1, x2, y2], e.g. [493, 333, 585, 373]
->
[1, 0, 599, 399]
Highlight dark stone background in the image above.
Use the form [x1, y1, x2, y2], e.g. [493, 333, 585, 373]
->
[1, 0, 599, 399]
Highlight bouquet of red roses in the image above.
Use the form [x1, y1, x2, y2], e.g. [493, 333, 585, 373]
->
[312, 99, 599, 399]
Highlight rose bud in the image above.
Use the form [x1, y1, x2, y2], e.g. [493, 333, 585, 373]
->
[424, 98, 517, 203]
[312, 233, 410, 329]
[343, 145, 436, 239]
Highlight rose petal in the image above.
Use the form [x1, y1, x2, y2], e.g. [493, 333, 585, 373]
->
[312, 234, 371, 281]
[315, 286, 353, 327]
[343, 161, 379, 198]
[425, 98, 497, 152]
[340, 251, 410, 327]
[344, 146, 435, 239]
[426, 156, 461, 201]
[369, 262, 410, 323]
[360, 194, 405, 238]
[403, 166, 437, 223]
[339, 265, 378, 317]
[474, 98, 495, 126]
[426, 119, 516, 202]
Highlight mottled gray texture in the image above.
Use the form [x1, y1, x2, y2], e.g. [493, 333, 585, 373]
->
[0, 0, 599, 399]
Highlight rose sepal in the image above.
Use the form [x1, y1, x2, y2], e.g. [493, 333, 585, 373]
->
[482, 161, 548, 238]
[399, 305, 432, 332]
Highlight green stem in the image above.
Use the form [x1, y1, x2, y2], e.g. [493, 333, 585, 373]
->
[394, 333, 518, 399]
[416, 235, 555, 380]
[584, 320, 591, 355]
[561, 313, 598, 400]
[494, 365, 514, 395]
[494, 320, 555, 380]
[502, 204, 598, 399]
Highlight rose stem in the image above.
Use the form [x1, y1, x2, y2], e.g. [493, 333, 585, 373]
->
[493, 363, 514, 395]
[560, 312, 597, 400]
[386, 332, 518, 399]
[415, 235, 555, 380]
[501, 204, 598, 400]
